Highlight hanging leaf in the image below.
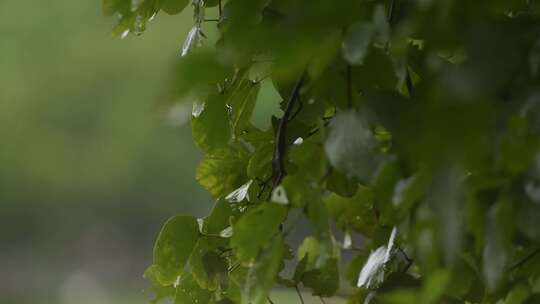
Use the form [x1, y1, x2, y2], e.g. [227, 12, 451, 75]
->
[192, 94, 231, 153]
[152, 216, 201, 285]
[231, 203, 287, 262]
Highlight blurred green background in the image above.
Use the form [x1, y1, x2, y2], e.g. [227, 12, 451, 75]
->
[0, 1, 211, 303]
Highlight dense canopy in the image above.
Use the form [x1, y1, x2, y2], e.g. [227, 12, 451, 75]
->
[104, 0, 540, 303]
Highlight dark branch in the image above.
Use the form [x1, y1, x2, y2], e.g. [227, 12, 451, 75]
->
[272, 71, 307, 187]
[508, 246, 540, 272]
[267, 296, 276, 304]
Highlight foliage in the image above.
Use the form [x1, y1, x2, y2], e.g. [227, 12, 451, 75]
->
[104, 0, 540, 303]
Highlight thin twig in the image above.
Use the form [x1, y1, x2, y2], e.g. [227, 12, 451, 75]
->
[289, 98, 304, 122]
[388, 0, 397, 24]
[295, 285, 305, 304]
[508, 246, 540, 272]
[405, 66, 413, 97]
[319, 297, 327, 304]
[267, 296, 276, 304]
[272, 71, 307, 187]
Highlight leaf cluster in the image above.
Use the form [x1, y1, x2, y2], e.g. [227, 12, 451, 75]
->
[104, 0, 540, 303]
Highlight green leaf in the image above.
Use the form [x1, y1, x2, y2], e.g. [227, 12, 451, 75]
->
[326, 169, 358, 198]
[242, 234, 285, 304]
[380, 289, 419, 304]
[201, 200, 234, 235]
[325, 186, 377, 237]
[325, 109, 382, 183]
[175, 273, 213, 304]
[160, 0, 190, 15]
[503, 283, 530, 304]
[144, 265, 176, 304]
[192, 94, 231, 153]
[196, 146, 249, 199]
[188, 237, 228, 290]
[231, 203, 287, 262]
[153, 216, 201, 285]
[301, 258, 340, 297]
[226, 77, 261, 137]
[420, 270, 450, 304]
[306, 197, 335, 268]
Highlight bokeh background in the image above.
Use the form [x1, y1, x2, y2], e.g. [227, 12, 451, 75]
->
[1, 2, 209, 303]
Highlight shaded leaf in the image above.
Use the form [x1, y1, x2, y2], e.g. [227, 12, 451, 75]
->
[231, 203, 287, 262]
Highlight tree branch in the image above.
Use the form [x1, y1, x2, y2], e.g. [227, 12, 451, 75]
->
[272, 72, 307, 187]
[508, 246, 540, 272]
